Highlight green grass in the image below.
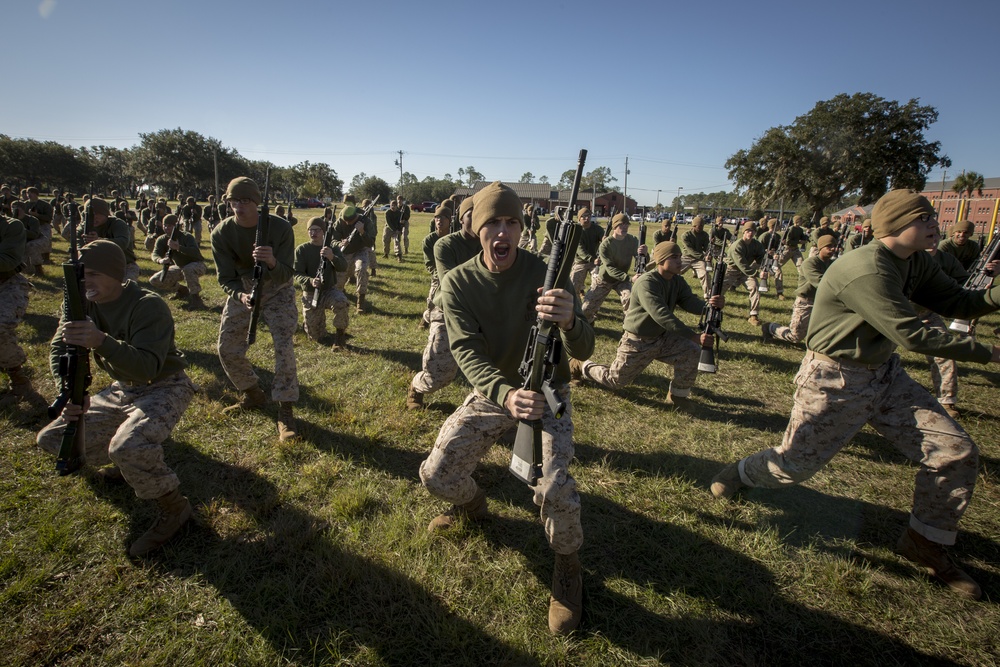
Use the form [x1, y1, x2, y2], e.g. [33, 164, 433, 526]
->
[3, 211, 1000, 666]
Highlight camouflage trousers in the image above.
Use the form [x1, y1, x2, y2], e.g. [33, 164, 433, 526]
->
[569, 259, 596, 296]
[218, 279, 299, 402]
[339, 251, 369, 296]
[768, 295, 812, 344]
[411, 311, 457, 395]
[368, 247, 378, 274]
[520, 228, 538, 252]
[26, 237, 47, 267]
[778, 246, 804, 270]
[721, 265, 760, 316]
[679, 256, 710, 299]
[582, 276, 631, 323]
[149, 261, 207, 295]
[383, 229, 402, 259]
[422, 278, 440, 326]
[302, 287, 349, 340]
[0, 274, 29, 368]
[919, 311, 957, 405]
[37, 372, 195, 500]
[419, 388, 583, 554]
[124, 262, 140, 282]
[759, 259, 783, 295]
[582, 330, 699, 397]
[401, 220, 410, 254]
[738, 352, 977, 545]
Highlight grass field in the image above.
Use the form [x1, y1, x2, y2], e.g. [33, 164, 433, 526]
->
[2, 208, 999, 666]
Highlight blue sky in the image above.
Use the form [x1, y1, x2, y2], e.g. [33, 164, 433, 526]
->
[9, 0, 998, 205]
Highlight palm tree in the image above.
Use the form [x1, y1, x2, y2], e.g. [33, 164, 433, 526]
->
[951, 170, 985, 223]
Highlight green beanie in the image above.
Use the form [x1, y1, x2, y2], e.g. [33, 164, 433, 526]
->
[471, 181, 523, 234]
[611, 213, 630, 229]
[81, 239, 126, 282]
[88, 197, 111, 217]
[163, 214, 178, 227]
[952, 219, 974, 235]
[342, 205, 358, 221]
[871, 190, 935, 239]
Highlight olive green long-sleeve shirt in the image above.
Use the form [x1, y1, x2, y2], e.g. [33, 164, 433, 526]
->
[681, 229, 710, 259]
[794, 255, 832, 300]
[293, 241, 348, 293]
[575, 224, 605, 264]
[624, 270, 704, 339]
[440, 250, 594, 408]
[0, 216, 26, 273]
[597, 234, 638, 283]
[211, 214, 295, 299]
[937, 238, 980, 271]
[152, 230, 203, 267]
[49, 281, 187, 385]
[805, 240, 1000, 365]
[726, 237, 765, 276]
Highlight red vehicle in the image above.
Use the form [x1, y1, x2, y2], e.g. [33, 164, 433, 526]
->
[411, 201, 439, 213]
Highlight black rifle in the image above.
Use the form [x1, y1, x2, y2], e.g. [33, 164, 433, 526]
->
[152, 219, 182, 283]
[287, 200, 294, 226]
[949, 230, 1000, 334]
[339, 196, 380, 251]
[634, 218, 648, 276]
[48, 201, 91, 475]
[83, 185, 94, 238]
[311, 219, 338, 308]
[604, 206, 616, 239]
[510, 148, 587, 485]
[698, 239, 729, 374]
[246, 170, 271, 346]
[759, 221, 788, 291]
[669, 222, 678, 243]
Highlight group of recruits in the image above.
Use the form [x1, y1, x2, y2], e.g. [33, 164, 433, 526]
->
[3, 176, 1000, 636]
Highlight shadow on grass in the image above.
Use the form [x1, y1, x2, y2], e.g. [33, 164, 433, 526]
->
[22, 310, 61, 345]
[98, 440, 540, 667]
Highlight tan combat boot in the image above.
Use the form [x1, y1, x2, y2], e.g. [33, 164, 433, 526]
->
[747, 314, 761, 327]
[3, 365, 46, 409]
[406, 385, 424, 410]
[332, 328, 348, 351]
[896, 527, 982, 600]
[222, 385, 267, 414]
[710, 462, 746, 500]
[549, 551, 583, 634]
[428, 488, 487, 532]
[129, 488, 193, 557]
[356, 293, 367, 314]
[277, 402, 298, 441]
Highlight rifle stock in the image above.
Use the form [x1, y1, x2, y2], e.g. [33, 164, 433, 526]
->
[634, 218, 648, 276]
[311, 218, 338, 308]
[949, 232, 1000, 333]
[510, 149, 587, 486]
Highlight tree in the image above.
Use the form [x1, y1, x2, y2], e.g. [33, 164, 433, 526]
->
[557, 166, 617, 191]
[131, 128, 245, 199]
[952, 170, 984, 219]
[519, 172, 534, 183]
[286, 161, 342, 201]
[538, 175, 549, 184]
[457, 165, 484, 187]
[349, 174, 393, 205]
[726, 93, 950, 221]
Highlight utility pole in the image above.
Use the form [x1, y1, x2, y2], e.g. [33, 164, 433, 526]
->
[623, 156, 630, 216]
[394, 150, 404, 191]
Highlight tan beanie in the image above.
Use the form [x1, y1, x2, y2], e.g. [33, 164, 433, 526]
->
[652, 241, 681, 263]
[820, 216, 830, 225]
[87, 197, 111, 217]
[81, 239, 126, 282]
[742, 221, 755, 231]
[471, 181, 523, 234]
[459, 196, 474, 219]
[951, 219, 974, 235]
[793, 215, 803, 224]
[870, 190, 935, 239]
[611, 213, 630, 229]
[816, 235, 836, 250]
[692, 215, 704, 225]
[308, 216, 326, 231]
[225, 177, 262, 204]
[163, 214, 178, 227]
[768, 218, 777, 229]
[433, 205, 453, 219]
[578, 207, 591, 218]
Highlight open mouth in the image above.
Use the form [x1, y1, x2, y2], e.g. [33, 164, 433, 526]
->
[85, 289, 99, 300]
[494, 242, 511, 262]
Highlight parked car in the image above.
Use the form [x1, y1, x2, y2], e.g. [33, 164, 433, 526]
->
[630, 213, 642, 222]
[412, 201, 439, 213]
[377, 204, 391, 211]
[293, 197, 324, 208]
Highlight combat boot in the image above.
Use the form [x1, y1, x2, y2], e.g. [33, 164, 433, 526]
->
[549, 551, 583, 634]
[356, 293, 367, 314]
[896, 527, 982, 599]
[33, 264, 44, 277]
[406, 385, 424, 410]
[568, 357, 584, 384]
[332, 328, 348, 351]
[222, 385, 267, 414]
[941, 404, 961, 420]
[277, 402, 298, 441]
[761, 321, 774, 343]
[187, 293, 205, 310]
[129, 488, 192, 557]
[710, 461, 746, 500]
[747, 314, 761, 327]
[428, 488, 487, 532]
[4, 365, 46, 409]
[171, 285, 190, 300]
[42, 252, 52, 264]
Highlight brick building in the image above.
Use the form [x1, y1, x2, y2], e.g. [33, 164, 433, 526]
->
[919, 176, 1000, 236]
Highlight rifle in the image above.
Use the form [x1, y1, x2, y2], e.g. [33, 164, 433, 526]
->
[339, 195, 380, 250]
[634, 218, 648, 276]
[83, 185, 94, 239]
[510, 148, 587, 486]
[311, 219, 338, 308]
[152, 219, 182, 283]
[759, 221, 788, 291]
[698, 239, 729, 373]
[949, 231, 1000, 334]
[48, 201, 90, 475]
[604, 206, 616, 239]
[669, 222, 678, 243]
[246, 170, 271, 346]
[831, 228, 848, 258]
